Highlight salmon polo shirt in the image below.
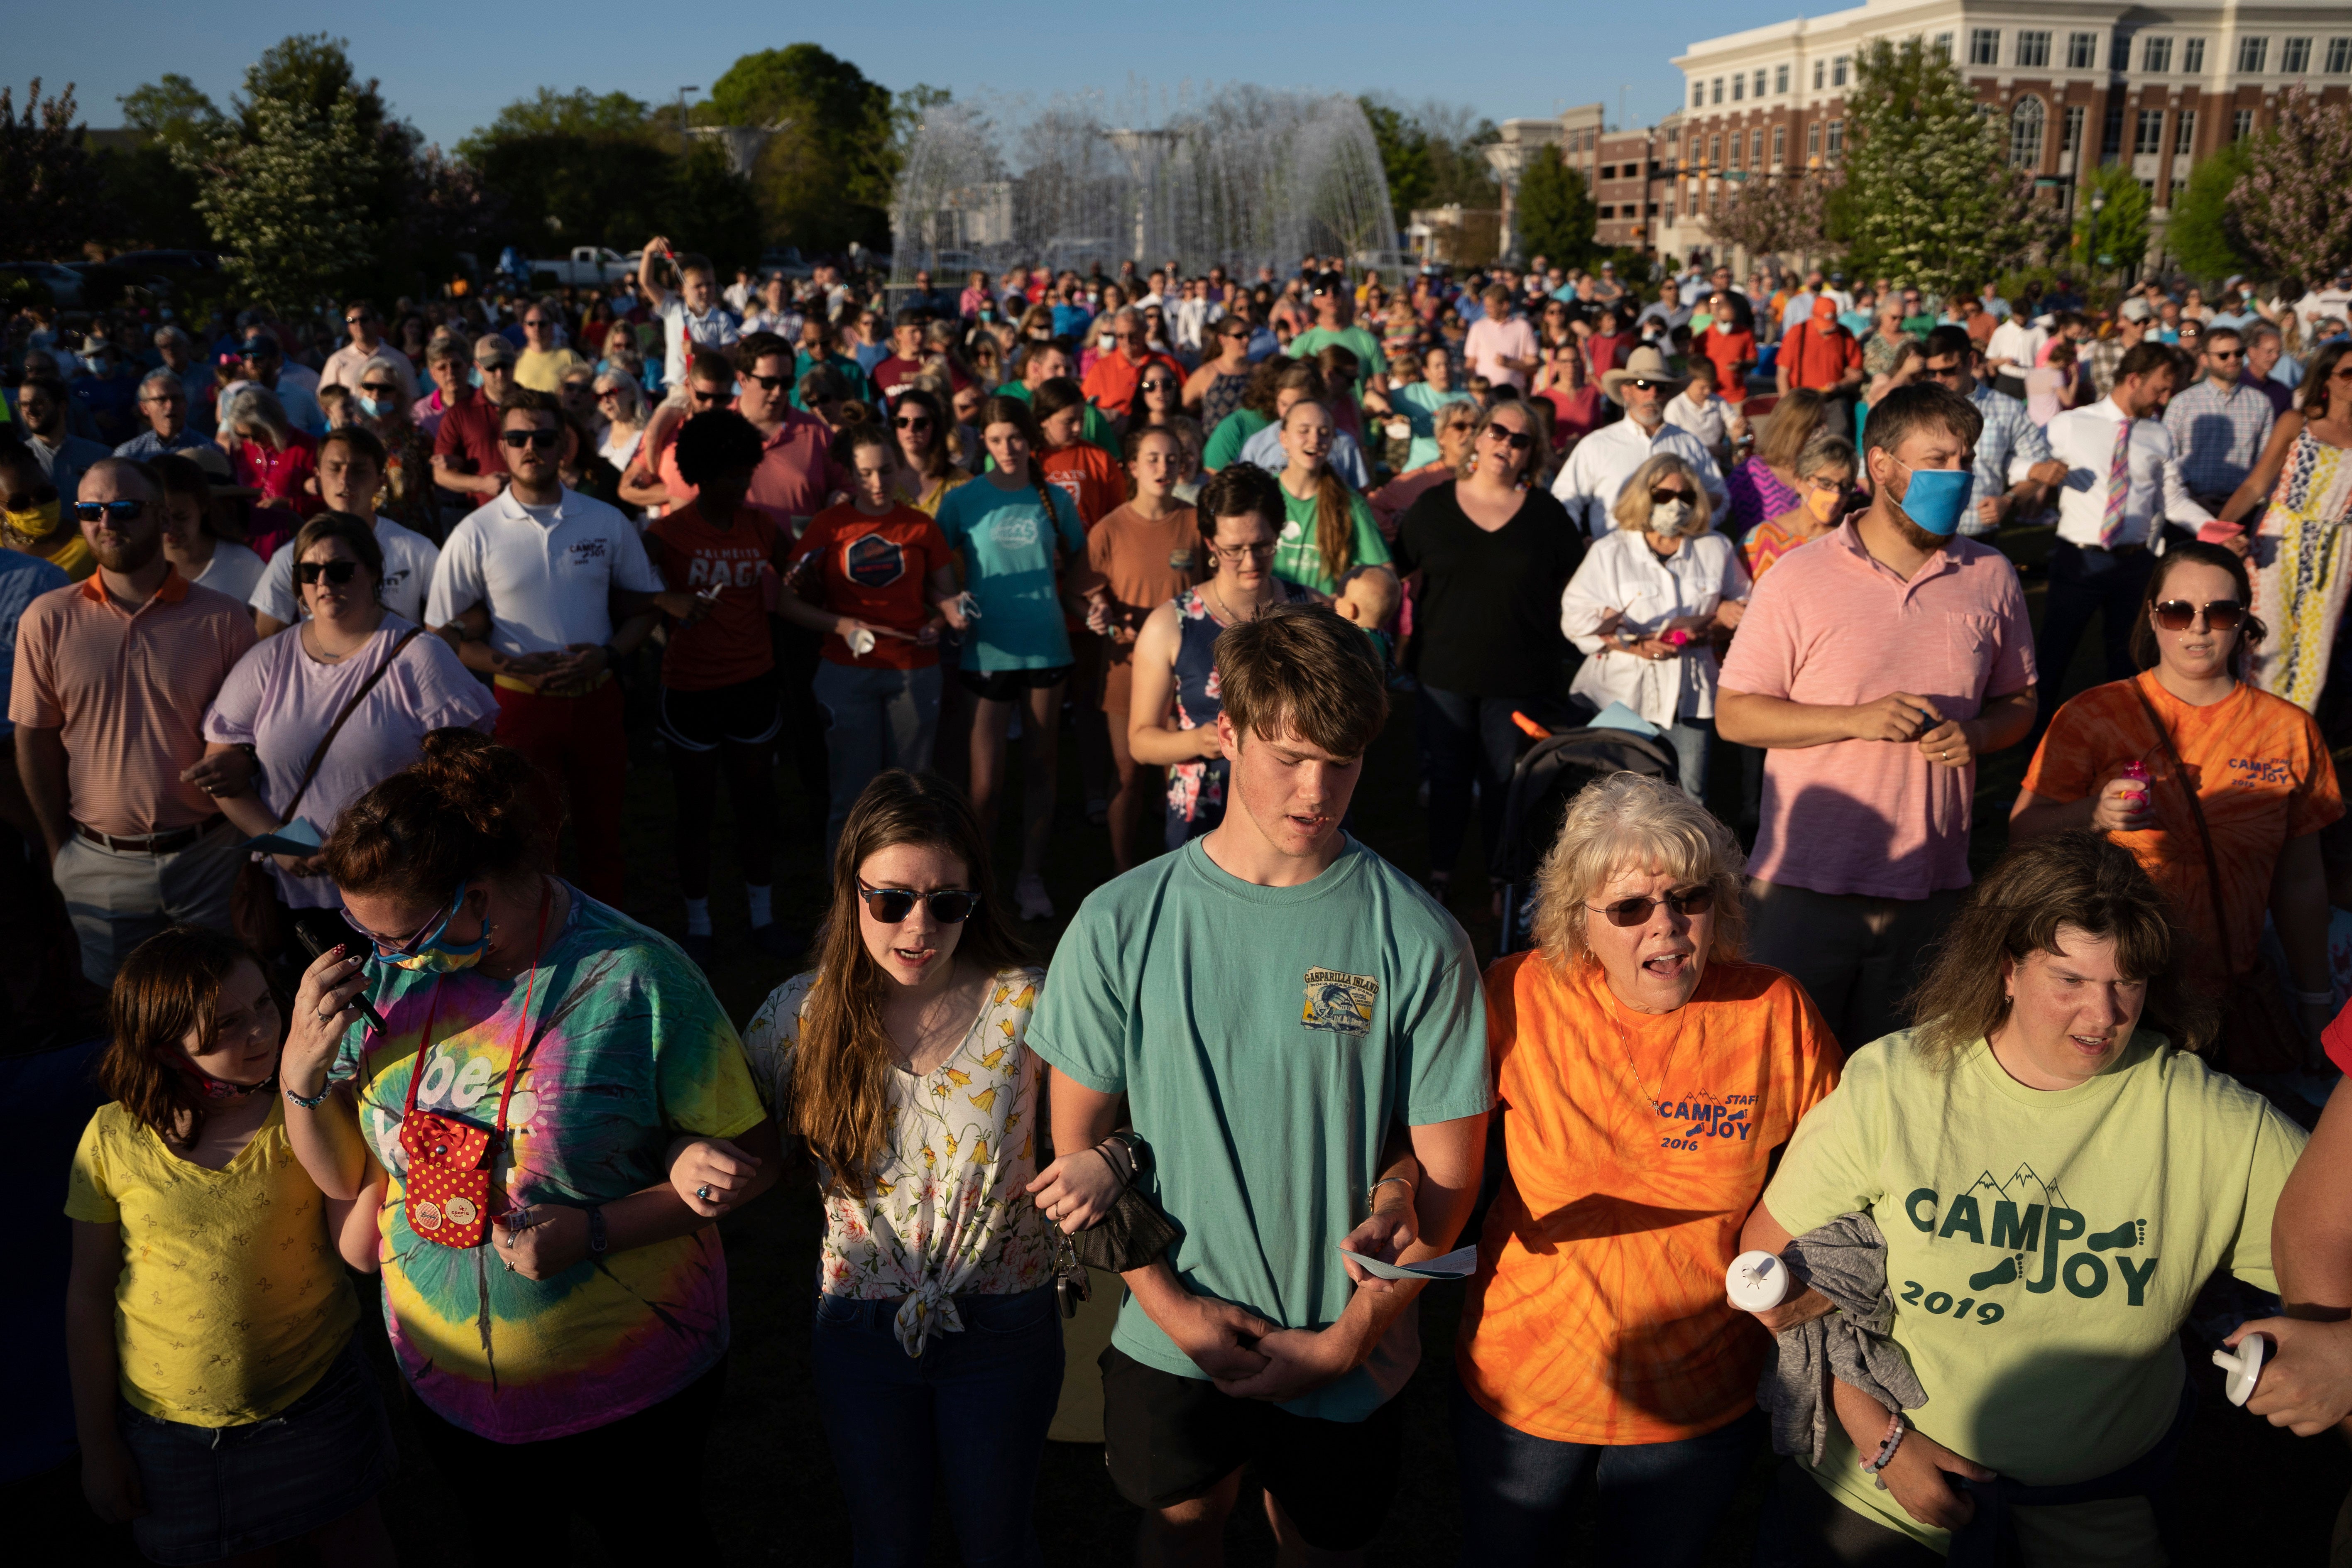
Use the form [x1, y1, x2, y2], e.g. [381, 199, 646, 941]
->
[1718, 519, 2035, 900]
[8, 568, 257, 837]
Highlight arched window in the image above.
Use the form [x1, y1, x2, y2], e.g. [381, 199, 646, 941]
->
[2010, 96, 2046, 168]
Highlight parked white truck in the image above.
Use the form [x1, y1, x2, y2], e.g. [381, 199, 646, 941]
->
[527, 246, 644, 287]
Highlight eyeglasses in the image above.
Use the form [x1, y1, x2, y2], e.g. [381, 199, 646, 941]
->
[142, 389, 186, 404]
[240, 342, 278, 360]
[359, 382, 401, 397]
[295, 559, 362, 585]
[1481, 426, 1533, 450]
[1140, 380, 1179, 395]
[1648, 487, 1694, 505]
[894, 414, 933, 430]
[500, 428, 562, 450]
[1924, 361, 1970, 382]
[2152, 598, 2245, 631]
[342, 883, 464, 957]
[857, 883, 981, 924]
[1210, 540, 1277, 562]
[1586, 886, 1716, 927]
[74, 499, 146, 523]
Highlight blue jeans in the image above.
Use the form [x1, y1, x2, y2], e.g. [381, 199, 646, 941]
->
[810, 1284, 1064, 1568]
[1452, 1383, 1762, 1567]
[1417, 686, 1535, 882]
[1667, 717, 1715, 802]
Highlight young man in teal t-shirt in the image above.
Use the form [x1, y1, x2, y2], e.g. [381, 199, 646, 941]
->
[1027, 603, 1490, 1563]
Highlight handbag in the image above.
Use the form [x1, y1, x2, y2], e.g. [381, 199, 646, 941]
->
[2127, 679, 2306, 1073]
[1070, 1184, 1185, 1274]
[231, 626, 425, 959]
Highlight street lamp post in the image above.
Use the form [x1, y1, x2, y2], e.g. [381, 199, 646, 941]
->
[678, 86, 701, 146]
[2088, 188, 2106, 283]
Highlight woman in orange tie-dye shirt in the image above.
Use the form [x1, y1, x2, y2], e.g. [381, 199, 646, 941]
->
[2012, 539, 2341, 1057]
[1454, 772, 1842, 1566]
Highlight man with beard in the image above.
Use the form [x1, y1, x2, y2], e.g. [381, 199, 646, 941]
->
[9, 458, 257, 981]
[1716, 384, 2038, 1049]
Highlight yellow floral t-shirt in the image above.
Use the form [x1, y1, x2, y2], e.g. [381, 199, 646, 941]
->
[64, 1100, 358, 1426]
[743, 966, 1056, 1354]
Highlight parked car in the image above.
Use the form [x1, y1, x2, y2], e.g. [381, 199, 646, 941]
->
[527, 246, 644, 288]
[110, 249, 223, 279]
[0, 262, 86, 309]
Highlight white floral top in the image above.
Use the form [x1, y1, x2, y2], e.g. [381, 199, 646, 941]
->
[742, 967, 1055, 1355]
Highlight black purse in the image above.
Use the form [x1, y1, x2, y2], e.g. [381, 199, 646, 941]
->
[1071, 1184, 1184, 1274]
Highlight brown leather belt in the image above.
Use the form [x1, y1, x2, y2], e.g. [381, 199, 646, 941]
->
[74, 815, 225, 854]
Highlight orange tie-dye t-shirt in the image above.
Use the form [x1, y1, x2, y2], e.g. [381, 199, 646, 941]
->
[1456, 952, 1843, 1445]
[2019, 672, 2342, 991]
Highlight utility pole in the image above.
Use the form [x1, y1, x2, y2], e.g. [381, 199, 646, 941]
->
[678, 86, 700, 146]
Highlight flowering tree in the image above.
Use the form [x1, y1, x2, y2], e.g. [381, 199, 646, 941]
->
[2231, 88, 2352, 286]
[180, 90, 385, 312]
[1706, 171, 1837, 266]
[1833, 38, 2060, 294]
[0, 80, 117, 261]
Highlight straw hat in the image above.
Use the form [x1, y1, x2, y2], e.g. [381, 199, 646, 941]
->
[1600, 345, 1687, 405]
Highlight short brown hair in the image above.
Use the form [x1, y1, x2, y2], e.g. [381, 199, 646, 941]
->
[291, 509, 385, 588]
[498, 386, 558, 424]
[1197, 462, 1283, 539]
[1861, 382, 1982, 462]
[1214, 603, 1387, 758]
[1908, 831, 2214, 1059]
[319, 424, 387, 473]
[323, 730, 550, 909]
[103, 925, 280, 1146]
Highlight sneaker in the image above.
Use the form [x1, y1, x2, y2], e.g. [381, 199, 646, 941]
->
[752, 922, 806, 961]
[680, 931, 715, 967]
[1016, 873, 1055, 922]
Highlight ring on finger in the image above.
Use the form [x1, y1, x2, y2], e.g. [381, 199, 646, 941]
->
[696, 1184, 714, 1201]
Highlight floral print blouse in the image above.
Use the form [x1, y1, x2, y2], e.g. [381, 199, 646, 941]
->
[742, 966, 1055, 1355]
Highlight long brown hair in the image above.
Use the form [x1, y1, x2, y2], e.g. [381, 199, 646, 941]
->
[791, 771, 1031, 1195]
[1283, 397, 1357, 581]
[102, 925, 281, 1146]
[1908, 832, 2214, 1061]
[977, 393, 1051, 494]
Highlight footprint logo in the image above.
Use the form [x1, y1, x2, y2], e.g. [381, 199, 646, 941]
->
[1969, 1254, 2026, 1290]
[2087, 1218, 2147, 1253]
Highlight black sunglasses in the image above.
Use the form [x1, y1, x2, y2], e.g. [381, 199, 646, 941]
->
[295, 559, 362, 586]
[690, 387, 734, 405]
[1482, 426, 1533, 450]
[894, 414, 933, 429]
[1628, 379, 1666, 392]
[9, 482, 59, 506]
[2152, 598, 2245, 631]
[75, 499, 146, 523]
[1587, 886, 1716, 927]
[1649, 487, 1694, 505]
[858, 884, 981, 924]
[744, 372, 789, 391]
[500, 428, 562, 450]
[359, 382, 401, 396]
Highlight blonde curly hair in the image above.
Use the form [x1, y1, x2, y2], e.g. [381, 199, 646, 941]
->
[1528, 771, 1746, 973]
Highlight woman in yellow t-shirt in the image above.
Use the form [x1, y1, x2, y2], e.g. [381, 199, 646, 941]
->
[1454, 772, 1842, 1564]
[64, 926, 392, 1567]
[1741, 834, 2306, 1566]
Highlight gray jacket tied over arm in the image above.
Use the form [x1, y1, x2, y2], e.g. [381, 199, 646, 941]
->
[1756, 1210, 1927, 1466]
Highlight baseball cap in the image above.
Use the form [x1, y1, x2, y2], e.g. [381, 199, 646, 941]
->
[2119, 298, 2154, 323]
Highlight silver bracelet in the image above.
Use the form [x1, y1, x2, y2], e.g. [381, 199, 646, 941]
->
[1367, 1175, 1415, 1212]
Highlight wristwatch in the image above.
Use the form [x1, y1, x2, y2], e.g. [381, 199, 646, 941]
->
[585, 1206, 608, 1259]
[1098, 1128, 1153, 1184]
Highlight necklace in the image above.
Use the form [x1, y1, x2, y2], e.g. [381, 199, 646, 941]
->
[1601, 987, 1690, 1120]
[1208, 578, 1276, 627]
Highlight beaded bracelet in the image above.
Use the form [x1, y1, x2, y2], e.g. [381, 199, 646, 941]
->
[1859, 1411, 1907, 1490]
[284, 1082, 333, 1111]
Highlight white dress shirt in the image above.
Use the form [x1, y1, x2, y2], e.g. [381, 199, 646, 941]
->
[1559, 528, 1752, 728]
[1983, 317, 2048, 373]
[1549, 417, 1728, 537]
[2043, 396, 2214, 548]
[425, 488, 663, 657]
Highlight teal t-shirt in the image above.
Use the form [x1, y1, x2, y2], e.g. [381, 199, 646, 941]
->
[792, 350, 871, 408]
[1028, 835, 1491, 1421]
[1204, 408, 1271, 471]
[1276, 485, 1392, 597]
[1393, 382, 1472, 470]
[934, 477, 1086, 672]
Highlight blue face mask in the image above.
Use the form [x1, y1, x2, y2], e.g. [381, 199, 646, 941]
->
[1888, 461, 1973, 537]
[370, 882, 491, 974]
[358, 394, 393, 419]
[467, 366, 484, 389]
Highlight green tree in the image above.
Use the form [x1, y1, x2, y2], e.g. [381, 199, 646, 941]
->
[1834, 38, 2060, 294]
[1358, 95, 1498, 228]
[458, 87, 672, 250]
[1513, 144, 1596, 268]
[1360, 97, 1432, 224]
[2163, 139, 2255, 281]
[98, 73, 219, 250]
[1709, 171, 1837, 264]
[2066, 162, 2151, 279]
[0, 78, 119, 260]
[2232, 88, 2352, 289]
[707, 45, 897, 251]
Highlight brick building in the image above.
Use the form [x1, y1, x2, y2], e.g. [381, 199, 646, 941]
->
[1662, 0, 2352, 269]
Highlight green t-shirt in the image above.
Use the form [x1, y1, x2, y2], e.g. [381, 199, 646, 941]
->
[1203, 408, 1271, 471]
[1289, 325, 1389, 394]
[1276, 484, 1392, 597]
[1028, 836, 1491, 1421]
[1763, 1027, 2305, 1561]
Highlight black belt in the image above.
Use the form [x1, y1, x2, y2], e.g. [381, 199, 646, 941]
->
[74, 815, 224, 854]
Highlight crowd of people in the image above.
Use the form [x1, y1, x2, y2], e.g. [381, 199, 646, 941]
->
[9, 235, 2352, 1568]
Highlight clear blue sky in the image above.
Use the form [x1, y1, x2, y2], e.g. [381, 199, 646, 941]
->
[16, 1, 1767, 150]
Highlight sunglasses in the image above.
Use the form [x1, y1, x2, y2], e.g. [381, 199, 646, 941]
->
[690, 387, 734, 405]
[2152, 598, 2245, 631]
[240, 343, 279, 360]
[894, 414, 933, 429]
[75, 499, 146, 523]
[296, 559, 362, 585]
[858, 883, 981, 924]
[359, 382, 401, 396]
[1649, 487, 1694, 505]
[744, 372, 789, 391]
[2208, 349, 2244, 361]
[1482, 427, 1533, 450]
[1587, 886, 1716, 927]
[1628, 379, 1667, 392]
[500, 428, 562, 450]
[1140, 380, 1178, 395]
[345, 314, 374, 326]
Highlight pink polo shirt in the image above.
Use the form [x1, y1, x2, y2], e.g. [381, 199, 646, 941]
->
[1718, 520, 2035, 900]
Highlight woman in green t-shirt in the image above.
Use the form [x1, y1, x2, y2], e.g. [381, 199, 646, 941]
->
[1271, 397, 1397, 629]
[1738, 832, 2306, 1566]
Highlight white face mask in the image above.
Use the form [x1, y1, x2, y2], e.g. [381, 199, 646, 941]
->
[1649, 498, 1692, 535]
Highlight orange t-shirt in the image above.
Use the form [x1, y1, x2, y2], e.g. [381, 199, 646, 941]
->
[1040, 442, 1126, 531]
[2019, 672, 2342, 989]
[645, 501, 781, 690]
[789, 502, 952, 671]
[1456, 953, 1842, 1446]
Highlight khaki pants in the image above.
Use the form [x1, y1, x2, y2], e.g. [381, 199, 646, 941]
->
[53, 819, 244, 985]
[1744, 879, 1966, 1052]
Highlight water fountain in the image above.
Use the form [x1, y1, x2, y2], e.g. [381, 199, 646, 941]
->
[892, 84, 1399, 282]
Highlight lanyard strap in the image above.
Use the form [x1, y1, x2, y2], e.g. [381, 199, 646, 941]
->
[400, 882, 555, 1139]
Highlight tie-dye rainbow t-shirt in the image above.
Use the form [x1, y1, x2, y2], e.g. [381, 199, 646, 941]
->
[330, 885, 765, 1442]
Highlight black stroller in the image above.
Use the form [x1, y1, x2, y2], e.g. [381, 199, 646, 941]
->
[1490, 716, 1679, 956]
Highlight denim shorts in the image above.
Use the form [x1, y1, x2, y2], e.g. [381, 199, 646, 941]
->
[119, 1338, 396, 1566]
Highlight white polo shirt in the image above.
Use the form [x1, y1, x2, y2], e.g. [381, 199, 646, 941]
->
[251, 515, 440, 626]
[425, 488, 663, 657]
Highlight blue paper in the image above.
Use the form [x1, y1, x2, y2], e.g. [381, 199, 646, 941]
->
[1587, 702, 1662, 738]
[244, 816, 323, 859]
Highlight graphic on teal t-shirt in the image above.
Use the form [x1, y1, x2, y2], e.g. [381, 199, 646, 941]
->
[934, 479, 1087, 672]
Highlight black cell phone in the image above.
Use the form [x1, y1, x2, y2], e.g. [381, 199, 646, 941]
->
[291, 924, 388, 1034]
